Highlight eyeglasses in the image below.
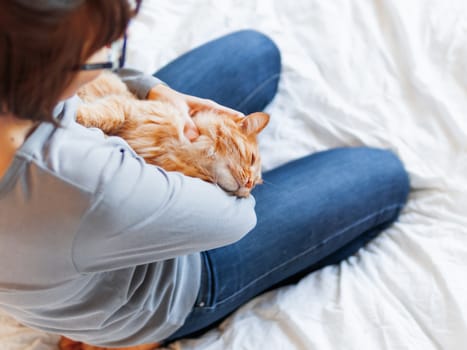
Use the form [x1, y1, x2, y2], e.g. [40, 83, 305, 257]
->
[77, 0, 142, 71]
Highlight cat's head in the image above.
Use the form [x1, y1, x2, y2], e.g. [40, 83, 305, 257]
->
[189, 111, 270, 197]
[119, 101, 270, 198]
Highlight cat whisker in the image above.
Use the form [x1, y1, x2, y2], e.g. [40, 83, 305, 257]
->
[260, 179, 281, 188]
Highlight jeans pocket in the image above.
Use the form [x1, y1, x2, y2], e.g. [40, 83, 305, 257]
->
[194, 252, 214, 309]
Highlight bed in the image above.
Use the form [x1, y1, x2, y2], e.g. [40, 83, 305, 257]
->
[2, 0, 467, 349]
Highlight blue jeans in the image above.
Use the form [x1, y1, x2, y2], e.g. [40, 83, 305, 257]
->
[154, 30, 410, 343]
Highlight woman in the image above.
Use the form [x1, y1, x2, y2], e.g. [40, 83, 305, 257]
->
[0, 0, 409, 348]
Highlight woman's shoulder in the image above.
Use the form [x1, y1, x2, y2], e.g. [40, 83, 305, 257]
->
[40, 113, 136, 195]
[0, 95, 134, 195]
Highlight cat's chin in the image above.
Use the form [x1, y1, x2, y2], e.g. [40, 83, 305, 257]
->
[217, 182, 250, 197]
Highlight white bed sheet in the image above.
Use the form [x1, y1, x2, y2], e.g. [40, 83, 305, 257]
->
[2, 0, 467, 349]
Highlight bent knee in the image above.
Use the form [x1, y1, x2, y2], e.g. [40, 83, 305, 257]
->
[228, 29, 281, 75]
[353, 147, 410, 206]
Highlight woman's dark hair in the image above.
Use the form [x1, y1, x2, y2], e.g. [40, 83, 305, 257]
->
[0, 0, 133, 122]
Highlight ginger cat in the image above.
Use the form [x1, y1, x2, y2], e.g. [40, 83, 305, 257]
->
[76, 71, 269, 197]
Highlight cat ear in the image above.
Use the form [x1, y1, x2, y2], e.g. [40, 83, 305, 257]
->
[239, 112, 270, 136]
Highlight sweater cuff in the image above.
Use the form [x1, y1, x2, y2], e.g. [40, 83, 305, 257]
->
[115, 68, 166, 99]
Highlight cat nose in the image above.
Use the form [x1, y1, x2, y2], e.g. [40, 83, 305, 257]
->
[245, 179, 254, 189]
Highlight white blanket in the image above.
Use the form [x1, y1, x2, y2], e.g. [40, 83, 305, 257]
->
[2, 0, 467, 349]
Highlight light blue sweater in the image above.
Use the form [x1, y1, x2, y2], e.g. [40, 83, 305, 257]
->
[0, 70, 256, 346]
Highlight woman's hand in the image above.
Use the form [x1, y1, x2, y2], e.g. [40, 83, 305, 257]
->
[147, 84, 244, 141]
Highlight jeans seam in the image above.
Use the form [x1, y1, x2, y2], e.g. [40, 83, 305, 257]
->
[235, 73, 281, 111]
[197, 252, 215, 308]
[202, 202, 404, 310]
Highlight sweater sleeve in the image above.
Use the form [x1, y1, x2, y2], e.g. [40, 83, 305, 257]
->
[115, 68, 166, 99]
[71, 138, 257, 273]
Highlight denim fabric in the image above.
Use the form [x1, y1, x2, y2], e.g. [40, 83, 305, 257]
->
[154, 30, 410, 343]
[154, 30, 281, 114]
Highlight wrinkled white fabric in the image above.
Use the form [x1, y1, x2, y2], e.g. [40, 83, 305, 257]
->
[1, 0, 467, 349]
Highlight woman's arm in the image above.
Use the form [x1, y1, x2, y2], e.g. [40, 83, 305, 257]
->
[70, 138, 256, 273]
[115, 68, 165, 99]
[115, 68, 244, 141]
